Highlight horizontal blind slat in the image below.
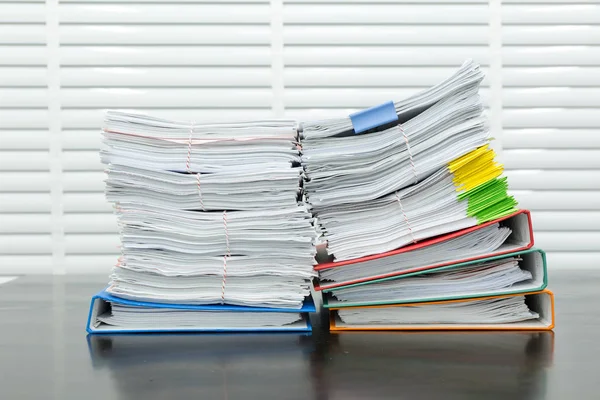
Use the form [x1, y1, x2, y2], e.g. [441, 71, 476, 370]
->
[0, 172, 52, 191]
[0, 67, 47, 86]
[284, 25, 488, 45]
[506, 170, 600, 190]
[0, 151, 50, 171]
[503, 149, 600, 169]
[0, 234, 52, 255]
[285, 67, 490, 87]
[504, 25, 600, 45]
[284, 4, 488, 24]
[0, 89, 48, 108]
[531, 211, 600, 231]
[0, 256, 53, 274]
[510, 190, 600, 211]
[0, 3, 45, 23]
[504, 46, 600, 66]
[63, 193, 113, 213]
[0, 194, 51, 213]
[535, 232, 600, 252]
[0, 214, 52, 233]
[546, 252, 600, 270]
[65, 233, 120, 255]
[504, 67, 600, 87]
[284, 46, 489, 67]
[60, 4, 270, 23]
[503, 4, 600, 24]
[64, 213, 117, 234]
[284, 88, 490, 108]
[60, 109, 274, 129]
[60, 25, 271, 45]
[0, 25, 46, 45]
[504, 87, 600, 108]
[60, 88, 273, 108]
[503, 129, 600, 149]
[0, 46, 47, 66]
[60, 46, 271, 66]
[60, 67, 272, 87]
[503, 108, 600, 129]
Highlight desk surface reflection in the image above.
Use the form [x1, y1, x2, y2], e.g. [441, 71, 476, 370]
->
[0, 271, 598, 400]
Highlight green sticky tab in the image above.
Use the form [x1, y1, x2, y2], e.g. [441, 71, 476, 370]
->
[460, 177, 519, 224]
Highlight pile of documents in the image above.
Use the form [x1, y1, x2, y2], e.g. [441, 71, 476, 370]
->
[304, 60, 555, 331]
[302, 60, 517, 261]
[86, 58, 555, 334]
[87, 113, 316, 333]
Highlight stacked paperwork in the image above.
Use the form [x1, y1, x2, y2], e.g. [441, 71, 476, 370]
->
[301, 60, 518, 261]
[88, 113, 318, 332]
[329, 256, 533, 306]
[304, 60, 554, 330]
[338, 296, 539, 325]
[99, 305, 304, 329]
[86, 57, 555, 333]
[317, 145, 517, 261]
[318, 222, 513, 287]
[326, 246, 554, 331]
[102, 113, 304, 210]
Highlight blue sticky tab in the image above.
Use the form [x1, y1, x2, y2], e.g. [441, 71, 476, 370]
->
[349, 101, 398, 134]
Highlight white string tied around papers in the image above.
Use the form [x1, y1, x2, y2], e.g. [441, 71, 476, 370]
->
[196, 173, 206, 211]
[186, 121, 206, 211]
[221, 210, 231, 304]
[397, 124, 418, 184]
[395, 192, 417, 244]
[186, 121, 195, 173]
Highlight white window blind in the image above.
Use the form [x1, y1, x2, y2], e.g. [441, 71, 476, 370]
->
[0, 0, 597, 274]
[282, 0, 491, 120]
[502, 0, 600, 269]
[58, 0, 275, 274]
[0, 1, 51, 273]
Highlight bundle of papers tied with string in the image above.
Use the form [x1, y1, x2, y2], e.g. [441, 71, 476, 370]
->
[102, 113, 305, 210]
[301, 59, 517, 261]
[315, 145, 518, 261]
[88, 113, 318, 333]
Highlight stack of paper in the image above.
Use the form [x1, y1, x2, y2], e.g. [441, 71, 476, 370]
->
[102, 113, 304, 210]
[316, 210, 533, 290]
[87, 113, 317, 333]
[326, 249, 554, 331]
[85, 57, 556, 333]
[338, 296, 540, 325]
[301, 59, 555, 330]
[301, 59, 485, 140]
[87, 291, 315, 333]
[326, 251, 544, 307]
[316, 145, 517, 260]
[301, 61, 521, 261]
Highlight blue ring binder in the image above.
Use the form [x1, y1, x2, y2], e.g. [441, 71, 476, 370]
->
[86, 290, 316, 334]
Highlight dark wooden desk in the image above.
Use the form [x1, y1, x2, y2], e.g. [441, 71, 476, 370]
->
[0, 271, 597, 400]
